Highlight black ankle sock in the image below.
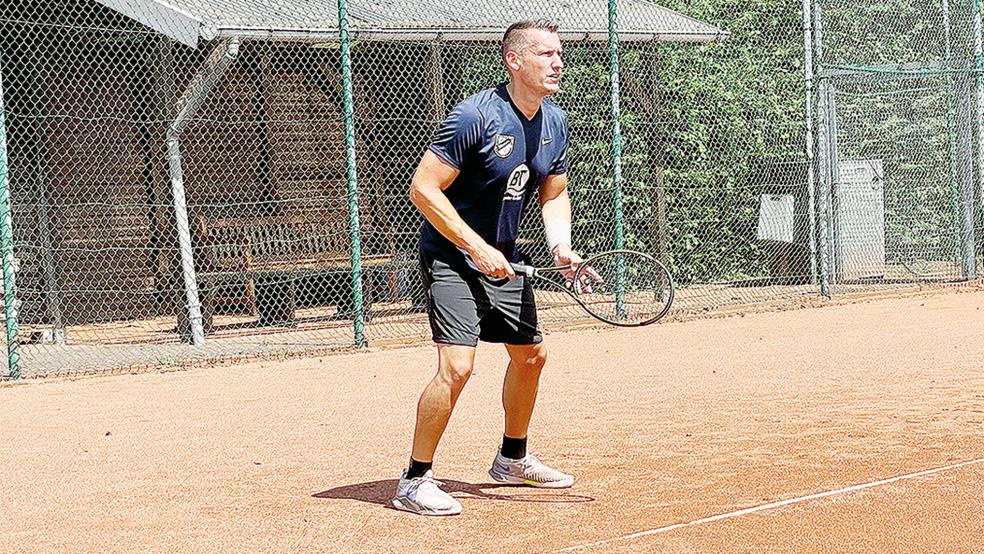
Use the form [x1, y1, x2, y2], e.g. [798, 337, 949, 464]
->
[500, 435, 528, 459]
[406, 458, 433, 479]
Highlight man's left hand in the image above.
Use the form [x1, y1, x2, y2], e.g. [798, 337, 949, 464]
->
[552, 244, 603, 293]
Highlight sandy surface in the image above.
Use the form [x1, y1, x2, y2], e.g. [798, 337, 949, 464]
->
[1, 290, 982, 552]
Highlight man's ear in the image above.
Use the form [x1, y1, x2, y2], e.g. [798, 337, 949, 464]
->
[504, 51, 522, 72]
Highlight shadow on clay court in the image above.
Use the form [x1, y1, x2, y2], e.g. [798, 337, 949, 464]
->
[314, 479, 595, 507]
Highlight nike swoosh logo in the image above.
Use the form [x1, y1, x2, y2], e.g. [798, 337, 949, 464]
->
[542, 137, 553, 145]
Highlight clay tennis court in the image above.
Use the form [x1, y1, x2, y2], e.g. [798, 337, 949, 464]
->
[2, 289, 982, 552]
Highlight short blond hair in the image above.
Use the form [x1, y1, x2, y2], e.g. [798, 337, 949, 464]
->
[501, 19, 560, 59]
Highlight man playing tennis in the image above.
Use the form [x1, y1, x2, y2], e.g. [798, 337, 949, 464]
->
[392, 19, 582, 516]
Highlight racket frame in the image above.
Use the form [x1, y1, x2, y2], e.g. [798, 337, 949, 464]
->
[512, 249, 674, 327]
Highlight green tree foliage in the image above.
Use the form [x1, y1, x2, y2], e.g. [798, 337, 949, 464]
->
[820, 0, 972, 267]
[452, 0, 970, 284]
[618, 1, 807, 284]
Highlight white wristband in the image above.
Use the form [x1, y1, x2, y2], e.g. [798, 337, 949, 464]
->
[543, 220, 572, 252]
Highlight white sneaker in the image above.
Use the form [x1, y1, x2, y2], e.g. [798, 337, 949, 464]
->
[488, 451, 574, 488]
[392, 469, 462, 516]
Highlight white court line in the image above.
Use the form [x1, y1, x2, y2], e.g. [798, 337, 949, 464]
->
[554, 457, 984, 553]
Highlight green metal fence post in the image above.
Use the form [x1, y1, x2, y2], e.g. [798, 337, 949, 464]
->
[608, 0, 627, 318]
[943, 0, 965, 276]
[802, 0, 820, 285]
[0, 51, 22, 378]
[974, 0, 984, 267]
[337, 0, 366, 348]
[812, 0, 833, 298]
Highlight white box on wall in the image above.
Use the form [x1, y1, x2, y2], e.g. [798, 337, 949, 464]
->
[835, 159, 886, 281]
[757, 194, 796, 243]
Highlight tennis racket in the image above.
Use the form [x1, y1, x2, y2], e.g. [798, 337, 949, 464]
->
[512, 249, 674, 327]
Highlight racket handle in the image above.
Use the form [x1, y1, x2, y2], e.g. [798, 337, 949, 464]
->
[511, 263, 535, 277]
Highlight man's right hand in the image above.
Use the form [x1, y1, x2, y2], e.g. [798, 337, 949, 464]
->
[466, 242, 516, 280]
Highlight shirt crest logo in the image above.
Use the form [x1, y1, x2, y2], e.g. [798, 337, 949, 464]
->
[493, 134, 516, 158]
[504, 164, 530, 201]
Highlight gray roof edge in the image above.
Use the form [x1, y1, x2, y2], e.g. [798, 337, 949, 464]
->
[92, 1, 728, 47]
[209, 27, 729, 44]
[631, 0, 727, 36]
[93, 0, 202, 47]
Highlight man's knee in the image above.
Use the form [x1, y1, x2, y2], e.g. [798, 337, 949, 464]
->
[442, 361, 474, 389]
[438, 345, 476, 390]
[509, 343, 547, 373]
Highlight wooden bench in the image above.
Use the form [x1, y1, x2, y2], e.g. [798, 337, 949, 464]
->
[193, 213, 395, 329]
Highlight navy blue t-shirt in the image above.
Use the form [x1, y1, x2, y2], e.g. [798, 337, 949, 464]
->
[420, 83, 570, 265]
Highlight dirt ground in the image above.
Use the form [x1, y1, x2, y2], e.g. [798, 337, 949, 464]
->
[1, 290, 982, 552]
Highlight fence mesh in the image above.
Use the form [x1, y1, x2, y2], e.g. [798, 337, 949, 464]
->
[815, 0, 983, 294]
[0, 0, 980, 377]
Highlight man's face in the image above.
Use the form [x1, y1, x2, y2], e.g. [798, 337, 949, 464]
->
[510, 29, 564, 95]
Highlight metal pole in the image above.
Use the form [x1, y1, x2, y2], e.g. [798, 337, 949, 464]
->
[974, 0, 984, 270]
[0, 52, 22, 378]
[943, 0, 964, 271]
[825, 81, 841, 284]
[813, 0, 833, 297]
[956, 72, 978, 279]
[428, 42, 446, 120]
[608, 0, 627, 318]
[337, 0, 367, 348]
[167, 38, 240, 346]
[943, 0, 953, 60]
[802, 0, 819, 284]
[25, 64, 66, 344]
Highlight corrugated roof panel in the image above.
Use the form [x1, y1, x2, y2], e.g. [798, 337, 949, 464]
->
[94, 0, 727, 46]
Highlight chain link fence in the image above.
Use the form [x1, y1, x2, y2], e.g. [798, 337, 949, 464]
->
[0, 0, 980, 378]
[814, 0, 983, 294]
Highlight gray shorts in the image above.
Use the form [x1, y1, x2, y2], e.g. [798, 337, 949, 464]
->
[419, 254, 542, 347]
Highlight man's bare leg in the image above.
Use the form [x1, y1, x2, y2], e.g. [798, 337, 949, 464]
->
[502, 342, 548, 440]
[410, 344, 477, 463]
[393, 344, 476, 516]
[489, 341, 573, 488]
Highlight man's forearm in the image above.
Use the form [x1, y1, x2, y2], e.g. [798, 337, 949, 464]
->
[410, 184, 484, 252]
[540, 188, 572, 251]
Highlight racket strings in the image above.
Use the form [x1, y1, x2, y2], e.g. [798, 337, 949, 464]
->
[574, 253, 673, 325]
